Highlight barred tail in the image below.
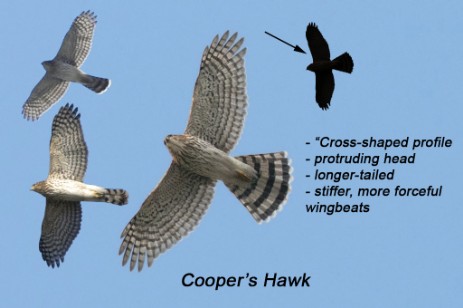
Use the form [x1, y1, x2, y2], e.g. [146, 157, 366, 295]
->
[104, 189, 128, 205]
[83, 75, 111, 93]
[332, 52, 354, 73]
[225, 152, 292, 223]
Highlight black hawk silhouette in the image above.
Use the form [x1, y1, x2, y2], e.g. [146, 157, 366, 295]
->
[306, 22, 353, 110]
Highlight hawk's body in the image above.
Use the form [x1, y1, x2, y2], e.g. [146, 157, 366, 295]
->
[31, 104, 128, 268]
[165, 134, 256, 185]
[306, 22, 354, 110]
[22, 11, 110, 121]
[32, 179, 126, 204]
[120, 32, 292, 271]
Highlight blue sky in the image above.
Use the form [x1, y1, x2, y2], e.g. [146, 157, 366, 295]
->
[1, 0, 462, 307]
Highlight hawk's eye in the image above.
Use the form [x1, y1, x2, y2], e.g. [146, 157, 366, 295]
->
[164, 135, 173, 145]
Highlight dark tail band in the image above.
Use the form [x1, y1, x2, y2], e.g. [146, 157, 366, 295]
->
[225, 152, 292, 223]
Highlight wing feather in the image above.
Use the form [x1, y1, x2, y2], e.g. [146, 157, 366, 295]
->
[48, 104, 88, 180]
[39, 200, 82, 268]
[306, 22, 331, 61]
[54, 10, 97, 67]
[119, 163, 215, 271]
[22, 74, 69, 121]
[185, 31, 247, 153]
[315, 71, 335, 110]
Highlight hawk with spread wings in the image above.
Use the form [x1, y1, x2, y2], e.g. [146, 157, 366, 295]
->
[22, 11, 110, 121]
[306, 22, 354, 110]
[31, 104, 128, 268]
[120, 32, 293, 271]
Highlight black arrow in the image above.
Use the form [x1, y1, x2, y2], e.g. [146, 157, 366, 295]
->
[265, 31, 306, 54]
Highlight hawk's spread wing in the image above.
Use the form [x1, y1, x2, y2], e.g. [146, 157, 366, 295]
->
[119, 163, 215, 271]
[185, 31, 247, 154]
[48, 104, 88, 181]
[54, 10, 97, 67]
[39, 199, 82, 268]
[306, 22, 331, 61]
[22, 74, 69, 121]
[315, 71, 335, 110]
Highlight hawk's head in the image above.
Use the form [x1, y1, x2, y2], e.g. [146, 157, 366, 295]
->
[164, 134, 188, 162]
[41, 60, 53, 70]
[164, 134, 202, 165]
[31, 181, 47, 196]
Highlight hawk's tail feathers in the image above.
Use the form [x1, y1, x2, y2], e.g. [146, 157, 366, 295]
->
[83, 75, 111, 94]
[332, 52, 354, 73]
[225, 152, 292, 223]
[104, 189, 128, 205]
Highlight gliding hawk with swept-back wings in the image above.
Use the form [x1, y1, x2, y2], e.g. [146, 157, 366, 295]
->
[306, 22, 354, 110]
[22, 11, 110, 121]
[31, 104, 128, 268]
[119, 32, 293, 271]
